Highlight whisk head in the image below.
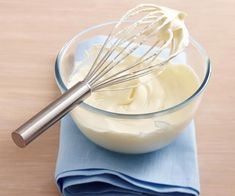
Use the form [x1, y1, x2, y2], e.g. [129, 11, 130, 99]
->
[83, 4, 189, 91]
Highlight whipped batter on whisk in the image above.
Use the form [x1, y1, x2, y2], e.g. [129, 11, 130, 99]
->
[68, 5, 198, 114]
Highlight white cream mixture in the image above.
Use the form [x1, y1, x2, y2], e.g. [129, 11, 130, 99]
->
[68, 54, 199, 114]
[67, 47, 200, 153]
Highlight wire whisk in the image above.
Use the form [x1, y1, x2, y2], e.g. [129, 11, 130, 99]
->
[12, 4, 189, 147]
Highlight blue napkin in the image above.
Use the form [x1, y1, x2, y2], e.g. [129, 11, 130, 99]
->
[55, 115, 200, 196]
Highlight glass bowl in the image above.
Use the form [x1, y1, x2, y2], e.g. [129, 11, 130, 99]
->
[55, 21, 211, 154]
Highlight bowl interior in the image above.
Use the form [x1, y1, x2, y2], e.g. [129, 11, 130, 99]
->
[55, 21, 211, 119]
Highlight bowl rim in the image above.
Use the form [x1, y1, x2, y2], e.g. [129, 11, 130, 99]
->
[55, 21, 211, 119]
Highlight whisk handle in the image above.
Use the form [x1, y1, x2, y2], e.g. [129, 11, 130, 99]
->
[11, 81, 91, 148]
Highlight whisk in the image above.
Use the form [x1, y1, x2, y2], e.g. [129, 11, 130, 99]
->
[12, 4, 189, 147]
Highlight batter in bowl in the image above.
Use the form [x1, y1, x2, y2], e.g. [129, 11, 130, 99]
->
[66, 44, 200, 153]
[68, 48, 199, 114]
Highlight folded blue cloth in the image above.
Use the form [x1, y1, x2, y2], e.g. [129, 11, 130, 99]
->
[55, 115, 200, 196]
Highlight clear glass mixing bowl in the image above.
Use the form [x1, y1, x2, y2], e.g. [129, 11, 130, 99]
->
[55, 21, 211, 154]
